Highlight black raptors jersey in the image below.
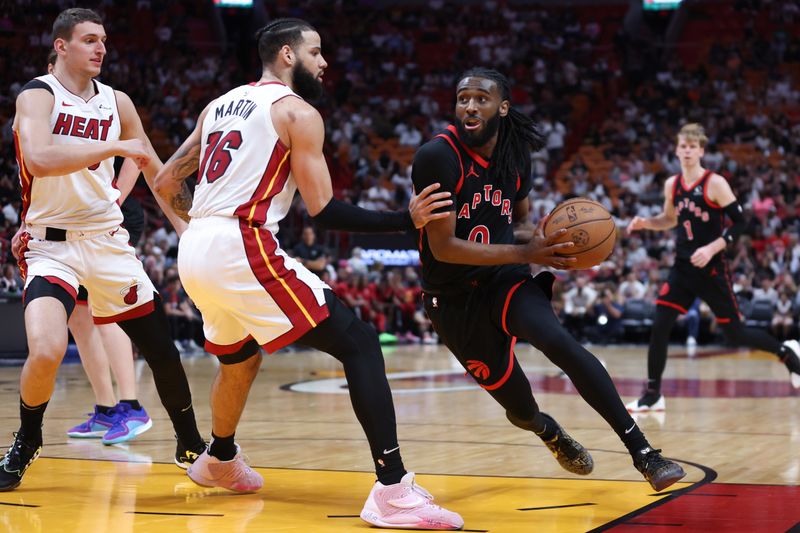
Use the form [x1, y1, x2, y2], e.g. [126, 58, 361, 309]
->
[672, 170, 725, 259]
[411, 125, 531, 293]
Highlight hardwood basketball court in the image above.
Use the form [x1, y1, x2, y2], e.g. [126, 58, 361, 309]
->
[0, 342, 797, 532]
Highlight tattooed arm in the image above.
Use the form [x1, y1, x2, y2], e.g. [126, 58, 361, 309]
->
[117, 90, 189, 235]
[154, 106, 211, 233]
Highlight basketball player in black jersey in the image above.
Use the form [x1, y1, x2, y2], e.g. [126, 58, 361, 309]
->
[412, 68, 685, 492]
[627, 123, 800, 412]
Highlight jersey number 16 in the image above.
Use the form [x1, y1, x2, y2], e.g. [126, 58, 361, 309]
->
[200, 130, 242, 183]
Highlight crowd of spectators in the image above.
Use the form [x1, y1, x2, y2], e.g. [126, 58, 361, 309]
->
[1, 1, 799, 349]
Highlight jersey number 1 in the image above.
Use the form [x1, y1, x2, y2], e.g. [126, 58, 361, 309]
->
[682, 220, 694, 241]
[200, 130, 242, 183]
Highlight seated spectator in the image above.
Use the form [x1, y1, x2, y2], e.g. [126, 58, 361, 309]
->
[292, 226, 329, 278]
[0, 264, 21, 295]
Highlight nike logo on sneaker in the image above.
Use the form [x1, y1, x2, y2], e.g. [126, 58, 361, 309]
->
[382, 446, 400, 455]
[625, 423, 636, 434]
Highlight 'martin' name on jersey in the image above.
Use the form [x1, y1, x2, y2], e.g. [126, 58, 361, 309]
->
[215, 99, 258, 121]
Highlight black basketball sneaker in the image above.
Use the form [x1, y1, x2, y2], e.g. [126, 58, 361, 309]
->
[542, 418, 594, 476]
[633, 446, 686, 491]
[0, 432, 42, 491]
[175, 436, 207, 469]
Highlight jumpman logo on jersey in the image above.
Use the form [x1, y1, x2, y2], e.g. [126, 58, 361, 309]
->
[466, 163, 479, 178]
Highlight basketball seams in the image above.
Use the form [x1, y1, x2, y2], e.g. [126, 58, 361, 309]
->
[544, 198, 616, 268]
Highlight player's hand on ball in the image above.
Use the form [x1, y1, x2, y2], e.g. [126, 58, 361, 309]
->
[526, 217, 577, 269]
[409, 183, 452, 229]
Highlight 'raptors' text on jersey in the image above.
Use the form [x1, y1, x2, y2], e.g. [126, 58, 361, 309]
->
[672, 170, 725, 259]
[15, 74, 122, 232]
[411, 125, 531, 293]
[189, 81, 300, 233]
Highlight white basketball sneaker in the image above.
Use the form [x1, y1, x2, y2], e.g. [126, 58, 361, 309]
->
[626, 390, 666, 413]
[781, 340, 800, 389]
[360, 472, 463, 530]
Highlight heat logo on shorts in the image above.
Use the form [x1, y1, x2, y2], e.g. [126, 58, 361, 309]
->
[120, 281, 141, 305]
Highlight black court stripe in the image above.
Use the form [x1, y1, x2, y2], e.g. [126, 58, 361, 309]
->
[126, 511, 224, 517]
[518, 502, 596, 511]
[587, 457, 718, 533]
[0, 501, 39, 507]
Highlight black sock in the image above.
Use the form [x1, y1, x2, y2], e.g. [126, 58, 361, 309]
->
[534, 412, 559, 441]
[119, 399, 142, 411]
[96, 405, 115, 416]
[20, 398, 47, 443]
[375, 447, 406, 485]
[646, 379, 661, 395]
[620, 422, 649, 455]
[169, 404, 204, 450]
[209, 432, 237, 461]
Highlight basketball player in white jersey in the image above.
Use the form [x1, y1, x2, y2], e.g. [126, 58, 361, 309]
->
[0, 8, 207, 491]
[155, 18, 463, 531]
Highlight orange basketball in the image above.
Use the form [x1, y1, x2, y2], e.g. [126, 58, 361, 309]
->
[543, 198, 616, 269]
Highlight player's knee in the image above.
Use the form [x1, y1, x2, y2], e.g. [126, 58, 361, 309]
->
[27, 339, 67, 369]
[217, 339, 261, 366]
[720, 323, 744, 344]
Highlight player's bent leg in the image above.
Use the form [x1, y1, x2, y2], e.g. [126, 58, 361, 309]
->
[507, 409, 593, 475]
[187, 345, 264, 492]
[297, 291, 463, 530]
[504, 279, 685, 491]
[1, 278, 74, 491]
[116, 296, 205, 465]
[719, 322, 800, 388]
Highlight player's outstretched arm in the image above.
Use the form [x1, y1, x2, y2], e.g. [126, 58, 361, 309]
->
[15, 88, 147, 177]
[118, 90, 190, 234]
[282, 98, 449, 232]
[628, 176, 678, 234]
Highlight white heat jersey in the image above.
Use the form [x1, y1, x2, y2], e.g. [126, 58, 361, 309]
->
[189, 82, 299, 233]
[15, 74, 122, 232]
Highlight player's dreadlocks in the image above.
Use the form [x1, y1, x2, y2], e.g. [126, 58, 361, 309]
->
[458, 68, 545, 183]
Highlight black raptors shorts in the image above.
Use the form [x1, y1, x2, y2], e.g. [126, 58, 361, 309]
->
[423, 270, 554, 390]
[656, 258, 740, 324]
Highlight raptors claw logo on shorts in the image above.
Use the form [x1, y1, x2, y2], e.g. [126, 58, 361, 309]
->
[120, 281, 142, 305]
[466, 360, 490, 381]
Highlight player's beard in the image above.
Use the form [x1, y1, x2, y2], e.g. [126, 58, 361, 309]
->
[456, 110, 501, 148]
[292, 62, 324, 101]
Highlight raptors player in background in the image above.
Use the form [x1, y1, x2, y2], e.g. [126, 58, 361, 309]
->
[155, 18, 463, 531]
[0, 8, 207, 491]
[626, 123, 800, 412]
[412, 68, 685, 493]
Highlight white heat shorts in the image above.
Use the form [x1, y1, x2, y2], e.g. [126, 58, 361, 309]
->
[19, 225, 156, 323]
[178, 216, 330, 355]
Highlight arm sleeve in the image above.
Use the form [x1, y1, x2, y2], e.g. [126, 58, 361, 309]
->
[411, 139, 461, 214]
[722, 201, 746, 246]
[312, 198, 414, 233]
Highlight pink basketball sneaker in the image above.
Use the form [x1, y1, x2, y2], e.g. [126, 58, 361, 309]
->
[360, 472, 463, 530]
[186, 449, 263, 492]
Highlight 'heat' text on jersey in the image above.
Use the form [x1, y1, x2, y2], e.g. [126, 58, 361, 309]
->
[457, 184, 513, 223]
[53, 113, 114, 141]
